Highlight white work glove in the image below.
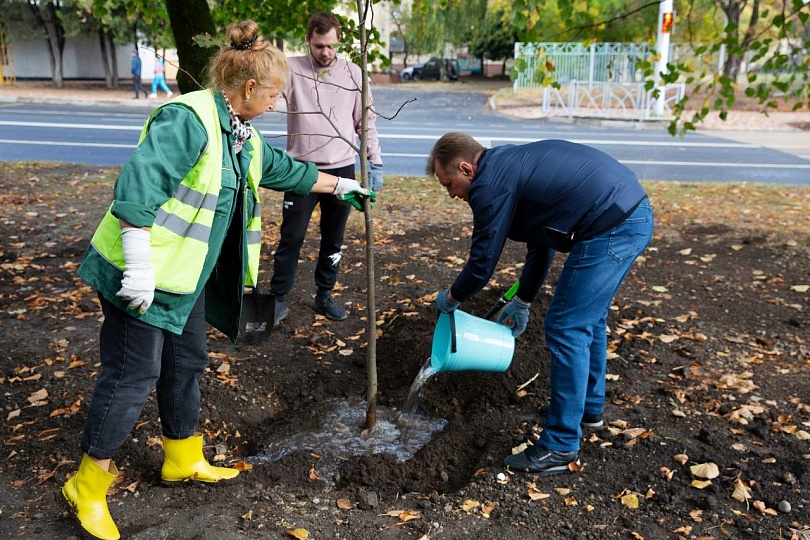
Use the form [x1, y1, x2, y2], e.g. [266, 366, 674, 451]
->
[332, 177, 376, 211]
[115, 227, 155, 315]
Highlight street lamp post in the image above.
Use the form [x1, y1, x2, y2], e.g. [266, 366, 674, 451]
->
[653, 0, 674, 116]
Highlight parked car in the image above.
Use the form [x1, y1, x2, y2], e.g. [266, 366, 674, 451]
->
[400, 57, 459, 81]
[399, 62, 425, 81]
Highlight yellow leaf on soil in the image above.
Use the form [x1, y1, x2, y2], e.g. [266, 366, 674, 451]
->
[731, 477, 752, 502]
[690, 462, 720, 479]
[460, 500, 480, 513]
[481, 501, 497, 518]
[336, 498, 353, 510]
[386, 509, 421, 523]
[526, 484, 550, 501]
[285, 528, 309, 540]
[621, 492, 639, 508]
[691, 479, 713, 489]
[28, 388, 48, 403]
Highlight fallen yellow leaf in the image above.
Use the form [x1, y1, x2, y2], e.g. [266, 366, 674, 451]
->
[690, 462, 720, 479]
[386, 509, 421, 523]
[621, 492, 639, 508]
[285, 528, 309, 540]
[731, 477, 752, 503]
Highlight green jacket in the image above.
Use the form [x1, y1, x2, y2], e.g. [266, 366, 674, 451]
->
[78, 90, 318, 341]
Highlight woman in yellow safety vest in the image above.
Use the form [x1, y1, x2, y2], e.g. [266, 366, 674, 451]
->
[61, 20, 374, 540]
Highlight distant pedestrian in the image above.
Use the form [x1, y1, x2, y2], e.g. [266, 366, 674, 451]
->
[131, 49, 148, 99]
[149, 57, 174, 99]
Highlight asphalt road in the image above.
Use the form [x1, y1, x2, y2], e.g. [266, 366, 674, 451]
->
[1, 87, 808, 185]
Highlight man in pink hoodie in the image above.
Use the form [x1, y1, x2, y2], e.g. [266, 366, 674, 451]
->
[270, 11, 383, 323]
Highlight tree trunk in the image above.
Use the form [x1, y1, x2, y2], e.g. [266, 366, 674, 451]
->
[163, 0, 216, 93]
[718, 0, 760, 84]
[110, 35, 119, 88]
[28, 0, 65, 88]
[99, 29, 113, 89]
[358, 0, 378, 432]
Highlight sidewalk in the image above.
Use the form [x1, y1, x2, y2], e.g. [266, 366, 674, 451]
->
[2, 79, 809, 160]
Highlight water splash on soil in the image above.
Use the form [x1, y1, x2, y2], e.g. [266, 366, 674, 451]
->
[250, 395, 446, 481]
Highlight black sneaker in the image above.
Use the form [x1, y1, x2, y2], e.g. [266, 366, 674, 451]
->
[310, 295, 347, 321]
[504, 444, 580, 475]
[273, 299, 289, 327]
[581, 413, 604, 428]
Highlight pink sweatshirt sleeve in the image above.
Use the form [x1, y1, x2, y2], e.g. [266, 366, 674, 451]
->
[284, 56, 382, 169]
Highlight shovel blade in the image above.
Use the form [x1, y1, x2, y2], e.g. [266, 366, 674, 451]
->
[239, 291, 276, 344]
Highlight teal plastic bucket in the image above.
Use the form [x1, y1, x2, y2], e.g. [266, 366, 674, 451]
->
[430, 310, 515, 373]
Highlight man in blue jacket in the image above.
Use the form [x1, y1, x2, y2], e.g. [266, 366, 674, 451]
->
[131, 49, 148, 99]
[428, 132, 653, 475]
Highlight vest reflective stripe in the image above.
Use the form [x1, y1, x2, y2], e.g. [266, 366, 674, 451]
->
[169, 184, 220, 212]
[89, 90, 226, 294]
[244, 127, 263, 287]
[153, 208, 212, 243]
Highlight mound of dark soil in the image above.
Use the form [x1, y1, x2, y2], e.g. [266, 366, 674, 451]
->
[1, 163, 808, 539]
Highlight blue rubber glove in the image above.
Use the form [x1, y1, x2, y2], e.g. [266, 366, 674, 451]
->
[369, 162, 384, 192]
[436, 288, 460, 314]
[497, 297, 531, 337]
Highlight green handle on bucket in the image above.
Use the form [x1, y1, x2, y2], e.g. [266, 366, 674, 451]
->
[483, 280, 520, 320]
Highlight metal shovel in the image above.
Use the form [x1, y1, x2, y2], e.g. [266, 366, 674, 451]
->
[239, 287, 276, 344]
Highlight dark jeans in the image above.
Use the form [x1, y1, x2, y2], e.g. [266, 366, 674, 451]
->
[270, 164, 354, 300]
[81, 292, 208, 459]
[133, 75, 147, 98]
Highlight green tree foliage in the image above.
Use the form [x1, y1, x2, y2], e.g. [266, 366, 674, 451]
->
[469, 9, 518, 62]
[209, 0, 338, 46]
[1, 0, 89, 87]
[406, 0, 487, 56]
[505, 0, 809, 133]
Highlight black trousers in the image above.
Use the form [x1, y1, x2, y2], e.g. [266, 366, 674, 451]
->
[270, 164, 354, 300]
[133, 75, 147, 98]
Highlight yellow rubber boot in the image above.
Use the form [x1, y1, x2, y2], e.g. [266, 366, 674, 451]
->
[161, 432, 239, 482]
[62, 454, 120, 540]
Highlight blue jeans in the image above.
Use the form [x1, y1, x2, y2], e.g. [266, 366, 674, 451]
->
[539, 199, 653, 452]
[81, 292, 208, 459]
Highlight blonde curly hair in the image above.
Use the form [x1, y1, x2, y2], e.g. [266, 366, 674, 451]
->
[207, 20, 290, 92]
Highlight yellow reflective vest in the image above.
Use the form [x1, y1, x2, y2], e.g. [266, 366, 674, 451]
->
[89, 90, 264, 294]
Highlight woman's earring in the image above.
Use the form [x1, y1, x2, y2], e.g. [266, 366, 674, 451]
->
[245, 95, 251, 102]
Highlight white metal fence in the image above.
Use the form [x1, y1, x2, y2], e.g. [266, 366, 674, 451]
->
[512, 42, 714, 120]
